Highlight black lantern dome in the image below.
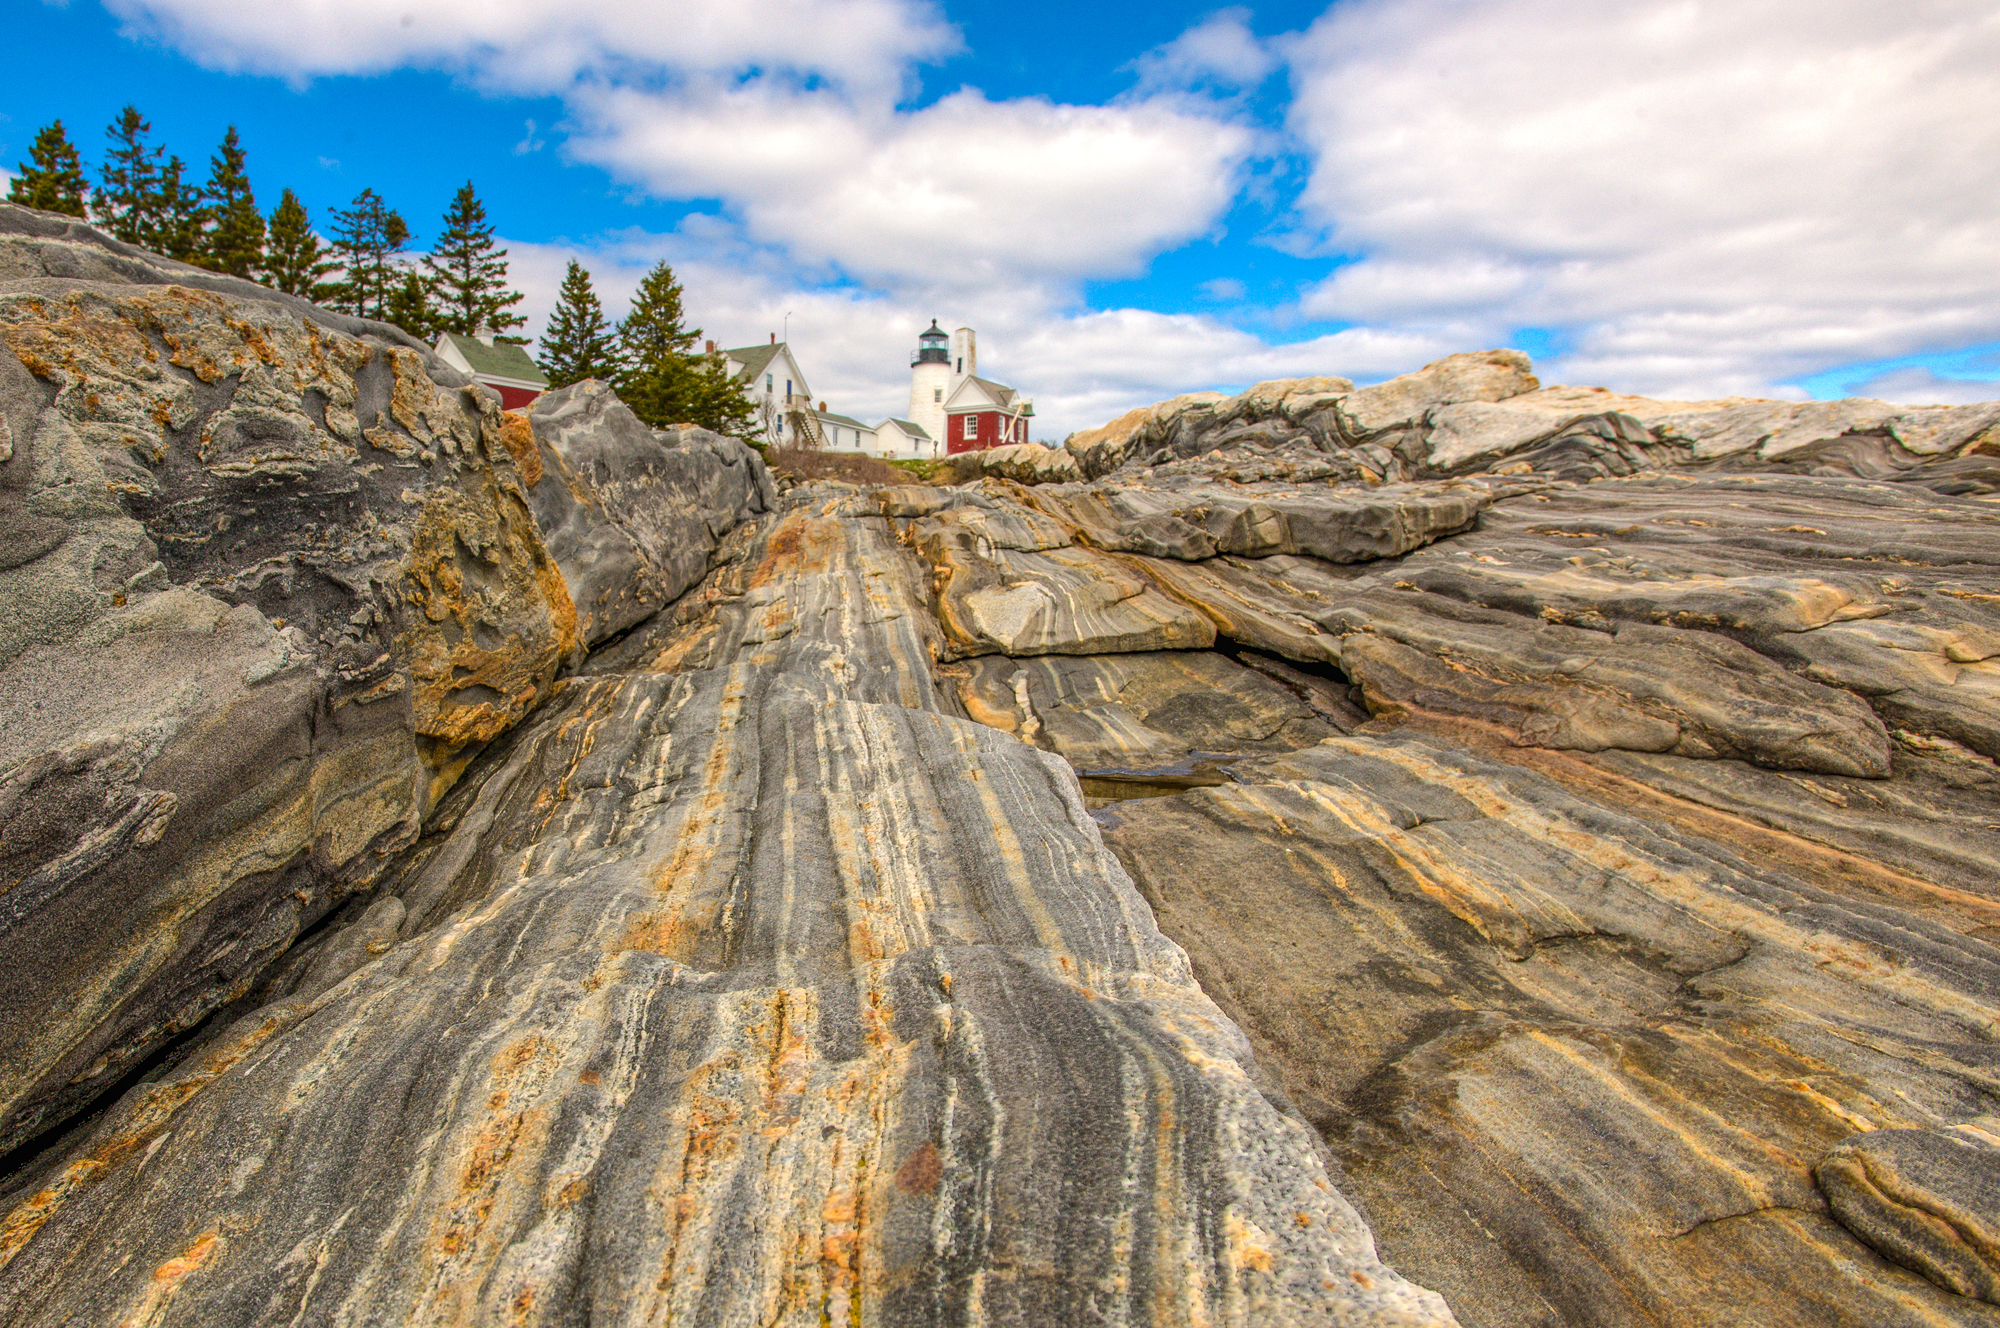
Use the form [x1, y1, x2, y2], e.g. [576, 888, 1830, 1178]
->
[912, 319, 950, 366]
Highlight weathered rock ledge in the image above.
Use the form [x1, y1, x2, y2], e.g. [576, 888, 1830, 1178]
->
[2, 207, 1997, 1327]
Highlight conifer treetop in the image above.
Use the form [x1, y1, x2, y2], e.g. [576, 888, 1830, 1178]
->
[422, 182, 525, 339]
[8, 120, 90, 219]
[97, 106, 164, 247]
[261, 188, 337, 299]
[539, 258, 623, 388]
[196, 126, 265, 278]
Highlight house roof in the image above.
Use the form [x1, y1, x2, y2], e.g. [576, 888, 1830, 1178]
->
[879, 418, 933, 439]
[722, 342, 785, 382]
[813, 409, 870, 431]
[438, 333, 547, 386]
[945, 374, 1021, 412]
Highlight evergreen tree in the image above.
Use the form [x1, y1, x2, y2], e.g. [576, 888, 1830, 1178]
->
[97, 106, 164, 246]
[195, 126, 264, 277]
[260, 188, 336, 298]
[616, 262, 753, 435]
[324, 188, 410, 321]
[385, 267, 443, 341]
[7, 120, 89, 218]
[421, 182, 525, 339]
[154, 156, 206, 263]
[538, 259, 622, 387]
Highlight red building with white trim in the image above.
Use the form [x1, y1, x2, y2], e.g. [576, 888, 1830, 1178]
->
[944, 374, 1034, 454]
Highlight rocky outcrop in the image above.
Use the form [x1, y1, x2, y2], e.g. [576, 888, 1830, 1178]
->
[6, 226, 2000, 1328]
[1059, 349, 2000, 493]
[0, 206, 765, 1164]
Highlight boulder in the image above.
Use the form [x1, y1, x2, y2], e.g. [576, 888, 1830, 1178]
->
[522, 381, 770, 646]
[943, 440, 1082, 485]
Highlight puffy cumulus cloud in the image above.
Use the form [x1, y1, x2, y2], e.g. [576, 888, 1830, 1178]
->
[570, 81, 1256, 289]
[1285, 0, 2000, 399]
[505, 229, 1449, 438]
[1130, 7, 1278, 92]
[103, 0, 955, 92]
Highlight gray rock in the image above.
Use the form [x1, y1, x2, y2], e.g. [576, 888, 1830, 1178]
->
[522, 381, 769, 646]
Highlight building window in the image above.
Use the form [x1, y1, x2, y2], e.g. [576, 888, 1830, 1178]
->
[765, 373, 773, 392]
[786, 379, 793, 398]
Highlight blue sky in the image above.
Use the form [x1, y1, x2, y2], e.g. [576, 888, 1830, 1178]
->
[7, 0, 2000, 436]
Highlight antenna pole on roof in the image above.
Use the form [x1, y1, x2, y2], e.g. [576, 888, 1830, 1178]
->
[783, 311, 791, 344]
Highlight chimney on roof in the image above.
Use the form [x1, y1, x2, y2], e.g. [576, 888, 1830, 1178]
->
[473, 323, 496, 347]
[770, 332, 776, 344]
[705, 340, 715, 353]
[818, 400, 826, 411]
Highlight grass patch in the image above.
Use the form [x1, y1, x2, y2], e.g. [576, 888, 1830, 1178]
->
[764, 446, 908, 486]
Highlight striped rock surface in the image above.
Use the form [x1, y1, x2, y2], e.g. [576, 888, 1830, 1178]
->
[0, 502, 1455, 1327]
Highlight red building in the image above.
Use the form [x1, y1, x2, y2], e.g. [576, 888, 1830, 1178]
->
[434, 331, 549, 410]
[943, 374, 1034, 455]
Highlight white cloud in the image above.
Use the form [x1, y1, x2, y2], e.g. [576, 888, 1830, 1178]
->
[1131, 7, 1277, 91]
[1284, 0, 2000, 399]
[105, 0, 955, 94]
[570, 80, 1255, 289]
[504, 227, 1452, 438]
[1849, 366, 2000, 406]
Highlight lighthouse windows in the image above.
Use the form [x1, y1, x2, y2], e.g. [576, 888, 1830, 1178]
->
[934, 388, 942, 402]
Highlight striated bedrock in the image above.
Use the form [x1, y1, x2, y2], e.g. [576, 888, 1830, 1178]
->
[1094, 732, 2000, 1328]
[0, 208, 765, 1158]
[0, 498, 1456, 1328]
[1058, 348, 2000, 491]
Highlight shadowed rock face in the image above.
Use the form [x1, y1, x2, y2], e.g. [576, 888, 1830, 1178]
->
[0, 209, 762, 1164]
[5, 239, 2000, 1327]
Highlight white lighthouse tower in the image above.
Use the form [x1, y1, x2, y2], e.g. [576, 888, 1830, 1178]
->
[908, 319, 954, 445]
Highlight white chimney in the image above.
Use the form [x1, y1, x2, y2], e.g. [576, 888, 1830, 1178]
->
[951, 327, 976, 380]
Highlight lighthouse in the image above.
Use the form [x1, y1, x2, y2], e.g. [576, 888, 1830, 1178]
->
[908, 320, 953, 445]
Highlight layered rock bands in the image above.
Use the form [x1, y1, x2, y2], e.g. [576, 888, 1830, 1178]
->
[2, 205, 1997, 1328]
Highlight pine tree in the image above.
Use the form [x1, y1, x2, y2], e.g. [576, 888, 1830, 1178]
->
[616, 261, 700, 427]
[324, 188, 410, 321]
[195, 126, 264, 277]
[422, 182, 525, 339]
[97, 106, 164, 246]
[7, 120, 89, 218]
[385, 267, 442, 341]
[154, 156, 204, 262]
[690, 349, 756, 438]
[616, 262, 753, 435]
[260, 188, 336, 297]
[538, 259, 622, 387]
